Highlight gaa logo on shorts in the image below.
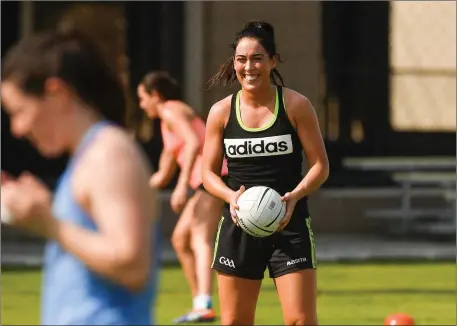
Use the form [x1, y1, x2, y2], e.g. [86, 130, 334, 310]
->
[219, 256, 236, 268]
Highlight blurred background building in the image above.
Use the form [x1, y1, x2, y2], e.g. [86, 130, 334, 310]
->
[1, 1, 456, 264]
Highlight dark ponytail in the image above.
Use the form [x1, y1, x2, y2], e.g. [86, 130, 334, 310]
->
[207, 20, 285, 90]
[206, 57, 237, 89]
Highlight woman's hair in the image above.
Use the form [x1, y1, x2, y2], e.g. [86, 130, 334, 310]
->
[2, 29, 126, 126]
[207, 20, 285, 90]
[140, 71, 182, 101]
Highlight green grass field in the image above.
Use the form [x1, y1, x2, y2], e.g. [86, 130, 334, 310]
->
[2, 262, 456, 325]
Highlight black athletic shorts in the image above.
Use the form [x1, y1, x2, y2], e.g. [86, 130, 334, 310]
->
[211, 200, 317, 280]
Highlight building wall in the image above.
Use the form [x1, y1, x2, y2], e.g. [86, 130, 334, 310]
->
[2, 2, 394, 238]
[185, 1, 323, 118]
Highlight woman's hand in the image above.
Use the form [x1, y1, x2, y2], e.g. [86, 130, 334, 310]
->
[170, 183, 189, 214]
[149, 172, 163, 189]
[277, 191, 299, 232]
[1, 172, 56, 238]
[229, 185, 245, 226]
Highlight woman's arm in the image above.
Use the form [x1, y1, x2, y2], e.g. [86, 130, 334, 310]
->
[202, 100, 234, 204]
[286, 90, 330, 200]
[51, 135, 157, 291]
[150, 149, 178, 188]
[161, 104, 200, 189]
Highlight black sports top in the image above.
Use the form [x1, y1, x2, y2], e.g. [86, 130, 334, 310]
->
[223, 86, 308, 214]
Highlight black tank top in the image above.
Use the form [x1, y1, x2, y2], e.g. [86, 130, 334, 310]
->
[223, 86, 308, 214]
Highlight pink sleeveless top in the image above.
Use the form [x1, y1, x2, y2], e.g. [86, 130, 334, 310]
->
[161, 116, 228, 190]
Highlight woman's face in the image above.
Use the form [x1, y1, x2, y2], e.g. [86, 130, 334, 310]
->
[234, 37, 277, 92]
[137, 84, 161, 119]
[1, 80, 74, 157]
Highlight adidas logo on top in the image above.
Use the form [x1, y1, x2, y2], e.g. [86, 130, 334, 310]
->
[224, 134, 293, 158]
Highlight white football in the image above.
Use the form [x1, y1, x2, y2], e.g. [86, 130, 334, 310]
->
[235, 186, 286, 237]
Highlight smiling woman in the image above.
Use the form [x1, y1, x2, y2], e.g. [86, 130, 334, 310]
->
[202, 20, 329, 325]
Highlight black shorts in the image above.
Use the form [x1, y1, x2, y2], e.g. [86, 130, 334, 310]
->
[211, 203, 317, 280]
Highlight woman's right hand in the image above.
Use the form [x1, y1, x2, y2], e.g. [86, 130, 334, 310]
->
[229, 185, 245, 226]
[149, 173, 163, 189]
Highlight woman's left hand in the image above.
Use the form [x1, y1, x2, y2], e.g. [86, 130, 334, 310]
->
[1, 172, 56, 238]
[277, 192, 298, 232]
[170, 183, 189, 214]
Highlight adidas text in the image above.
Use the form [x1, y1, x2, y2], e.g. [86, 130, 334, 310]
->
[224, 135, 293, 158]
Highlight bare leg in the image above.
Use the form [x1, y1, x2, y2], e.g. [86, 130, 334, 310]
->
[171, 196, 198, 297]
[217, 272, 262, 325]
[275, 269, 318, 325]
[190, 190, 224, 298]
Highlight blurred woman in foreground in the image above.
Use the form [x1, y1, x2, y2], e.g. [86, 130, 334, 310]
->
[1, 30, 160, 325]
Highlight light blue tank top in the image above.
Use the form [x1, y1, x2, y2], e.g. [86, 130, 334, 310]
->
[41, 121, 161, 325]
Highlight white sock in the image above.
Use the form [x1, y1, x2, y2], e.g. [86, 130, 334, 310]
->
[192, 296, 199, 309]
[194, 294, 212, 310]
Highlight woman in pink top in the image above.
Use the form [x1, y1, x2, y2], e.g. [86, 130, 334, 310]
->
[138, 71, 227, 324]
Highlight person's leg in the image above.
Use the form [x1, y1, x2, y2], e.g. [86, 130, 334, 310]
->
[212, 211, 268, 325]
[269, 216, 318, 325]
[190, 190, 224, 310]
[171, 195, 198, 297]
[217, 273, 262, 325]
[275, 270, 318, 325]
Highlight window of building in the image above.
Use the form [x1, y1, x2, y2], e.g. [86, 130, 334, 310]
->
[389, 1, 456, 132]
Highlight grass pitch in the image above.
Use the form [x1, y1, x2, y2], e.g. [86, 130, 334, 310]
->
[2, 262, 455, 325]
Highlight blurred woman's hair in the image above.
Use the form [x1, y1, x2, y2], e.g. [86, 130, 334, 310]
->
[2, 29, 126, 126]
[140, 71, 182, 101]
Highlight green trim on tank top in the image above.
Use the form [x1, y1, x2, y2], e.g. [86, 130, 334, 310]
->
[236, 86, 280, 132]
